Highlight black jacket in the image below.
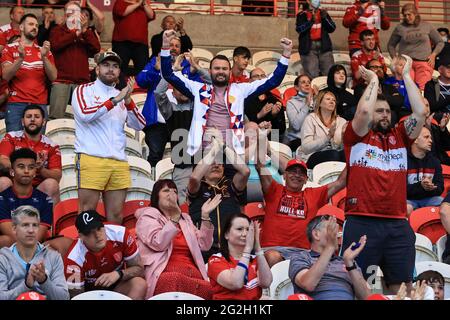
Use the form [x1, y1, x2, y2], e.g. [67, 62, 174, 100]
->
[407, 151, 444, 200]
[295, 7, 336, 55]
[429, 119, 450, 166]
[150, 31, 193, 58]
[325, 65, 357, 121]
[424, 78, 450, 113]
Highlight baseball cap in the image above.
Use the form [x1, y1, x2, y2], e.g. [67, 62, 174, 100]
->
[97, 50, 122, 65]
[437, 51, 450, 68]
[285, 159, 308, 173]
[75, 210, 104, 235]
[16, 291, 46, 300]
[365, 293, 390, 300]
[287, 293, 314, 300]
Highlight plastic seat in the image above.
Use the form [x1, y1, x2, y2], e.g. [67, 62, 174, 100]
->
[268, 141, 292, 160]
[268, 260, 293, 300]
[154, 158, 175, 181]
[168, 4, 210, 14]
[61, 154, 76, 177]
[0, 119, 5, 140]
[278, 74, 297, 96]
[59, 173, 78, 201]
[45, 119, 75, 139]
[213, 5, 242, 15]
[190, 48, 214, 69]
[216, 49, 234, 62]
[415, 233, 438, 262]
[50, 135, 75, 156]
[65, 105, 74, 119]
[311, 76, 328, 91]
[253, 50, 281, 67]
[415, 261, 450, 299]
[149, 2, 171, 12]
[409, 206, 446, 244]
[149, 291, 204, 300]
[128, 156, 152, 180]
[317, 204, 345, 226]
[244, 202, 265, 221]
[122, 200, 150, 230]
[72, 290, 131, 300]
[331, 187, 346, 210]
[131, 93, 147, 109]
[282, 87, 298, 106]
[436, 234, 447, 262]
[126, 177, 154, 201]
[126, 138, 143, 158]
[333, 52, 351, 65]
[287, 52, 303, 76]
[312, 161, 346, 185]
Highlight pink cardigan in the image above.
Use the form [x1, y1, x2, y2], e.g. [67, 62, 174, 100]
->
[135, 207, 214, 299]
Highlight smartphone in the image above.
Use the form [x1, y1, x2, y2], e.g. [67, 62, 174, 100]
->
[351, 242, 361, 251]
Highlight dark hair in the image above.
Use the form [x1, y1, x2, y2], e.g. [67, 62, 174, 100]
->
[10, 148, 37, 166]
[210, 55, 231, 69]
[294, 74, 311, 87]
[22, 104, 45, 119]
[416, 270, 445, 286]
[366, 58, 383, 69]
[327, 64, 347, 89]
[376, 93, 387, 102]
[359, 29, 375, 41]
[233, 46, 251, 59]
[219, 213, 251, 262]
[7, 35, 20, 44]
[81, 7, 93, 21]
[438, 27, 449, 36]
[306, 215, 330, 243]
[10, 6, 22, 16]
[150, 179, 178, 213]
[20, 13, 38, 25]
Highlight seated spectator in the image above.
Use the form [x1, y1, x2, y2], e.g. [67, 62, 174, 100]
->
[326, 64, 357, 121]
[416, 270, 445, 300]
[135, 179, 218, 299]
[1, 13, 57, 132]
[426, 107, 450, 166]
[0, 105, 61, 204]
[151, 15, 192, 58]
[285, 74, 316, 151]
[244, 68, 286, 142]
[388, 4, 444, 90]
[230, 46, 251, 84]
[406, 126, 443, 216]
[0, 148, 53, 248]
[289, 215, 371, 300]
[48, 1, 101, 120]
[188, 135, 249, 260]
[0, 205, 69, 300]
[64, 210, 147, 299]
[351, 29, 386, 88]
[295, 0, 336, 79]
[354, 59, 404, 124]
[424, 54, 450, 113]
[37, 6, 57, 46]
[208, 213, 272, 300]
[255, 146, 347, 267]
[298, 90, 347, 169]
[438, 27, 449, 43]
[0, 6, 24, 52]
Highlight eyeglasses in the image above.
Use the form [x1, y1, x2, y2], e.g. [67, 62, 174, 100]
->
[311, 215, 342, 237]
[369, 65, 384, 70]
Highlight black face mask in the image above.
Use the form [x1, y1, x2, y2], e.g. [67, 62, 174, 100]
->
[360, 0, 369, 3]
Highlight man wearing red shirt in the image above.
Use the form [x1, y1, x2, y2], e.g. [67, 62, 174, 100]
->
[0, 6, 24, 53]
[0, 105, 61, 204]
[48, 1, 100, 120]
[343, 0, 390, 56]
[1, 14, 57, 133]
[64, 210, 147, 299]
[256, 156, 347, 267]
[229, 46, 251, 84]
[341, 56, 426, 295]
[112, 0, 155, 86]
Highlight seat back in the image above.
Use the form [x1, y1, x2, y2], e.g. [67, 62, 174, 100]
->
[436, 234, 447, 262]
[122, 200, 150, 230]
[415, 261, 450, 299]
[72, 290, 131, 300]
[269, 260, 293, 300]
[149, 292, 204, 300]
[409, 207, 446, 243]
[415, 233, 438, 262]
[312, 161, 346, 185]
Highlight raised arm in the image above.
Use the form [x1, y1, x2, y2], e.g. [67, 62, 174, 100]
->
[326, 166, 347, 199]
[224, 145, 250, 193]
[255, 128, 273, 194]
[351, 66, 379, 137]
[87, 0, 105, 34]
[41, 42, 57, 82]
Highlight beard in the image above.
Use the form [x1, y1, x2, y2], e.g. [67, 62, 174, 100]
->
[98, 73, 118, 86]
[373, 120, 391, 134]
[211, 74, 229, 87]
[24, 31, 37, 41]
[24, 124, 42, 135]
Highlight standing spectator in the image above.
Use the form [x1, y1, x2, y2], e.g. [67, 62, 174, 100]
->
[82, 0, 105, 37]
[424, 54, 450, 113]
[150, 16, 192, 58]
[1, 13, 57, 133]
[341, 56, 427, 295]
[388, 4, 444, 90]
[71, 51, 146, 224]
[48, 1, 100, 120]
[244, 68, 286, 141]
[208, 214, 272, 300]
[285, 74, 316, 151]
[436, 27, 450, 71]
[135, 179, 218, 299]
[0, 148, 53, 249]
[37, 6, 57, 46]
[416, 270, 445, 300]
[295, 0, 336, 79]
[0, 6, 24, 53]
[326, 64, 357, 121]
[112, 0, 155, 84]
[298, 90, 347, 168]
[343, 0, 390, 56]
[188, 136, 250, 260]
[230, 46, 251, 84]
[64, 210, 147, 299]
[0, 206, 69, 300]
[406, 126, 443, 216]
[350, 29, 386, 88]
[0, 105, 61, 204]
[289, 215, 371, 300]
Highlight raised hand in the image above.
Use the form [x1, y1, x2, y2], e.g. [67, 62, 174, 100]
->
[244, 221, 255, 253]
[324, 216, 339, 250]
[280, 38, 293, 57]
[204, 127, 224, 145]
[271, 102, 282, 116]
[176, 17, 185, 32]
[162, 30, 177, 49]
[411, 280, 427, 300]
[343, 235, 367, 266]
[253, 220, 262, 251]
[394, 282, 407, 300]
[30, 262, 47, 284]
[401, 54, 413, 78]
[124, 77, 135, 104]
[201, 194, 222, 219]
[185, 50, 200, 71]
[40, 41, 51, 58]
[359, 65, 377, 83]
[173, 53, 184, 72]
[18, 41, 25, 59]
[440, 113, 450, 130]
[328, 121, 337, 139]
[258, 103, 272, 119]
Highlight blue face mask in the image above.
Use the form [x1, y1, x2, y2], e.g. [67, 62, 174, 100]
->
[310, 0, 320, 9]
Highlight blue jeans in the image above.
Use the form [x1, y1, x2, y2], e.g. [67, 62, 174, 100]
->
[6, 103, 48, 132]
[407, 196, 444, 210]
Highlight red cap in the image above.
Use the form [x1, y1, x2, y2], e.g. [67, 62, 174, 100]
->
[287, 293, 314, 300]
[285, 159, 308, 173]
[16, 292, 46, 300]
[365, 293, 390, 300]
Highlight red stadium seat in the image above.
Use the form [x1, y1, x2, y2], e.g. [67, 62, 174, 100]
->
[317, 204, 345, 226]
[331, 188, 346, 210]
[282, 87, 297, 106]
[180, 202, 189, 214]
[409, 206, 446, 244]
[122, 200, 150, 230]
[244, 202, 265, 221]
[441, 165, 450, 197]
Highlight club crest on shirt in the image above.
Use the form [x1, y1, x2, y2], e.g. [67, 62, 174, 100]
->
[388, 136, 396, 146]
[277, 194, 306, 218]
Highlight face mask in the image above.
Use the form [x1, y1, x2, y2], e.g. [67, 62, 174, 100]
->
[310, 0, 320, 9]
[442, 36, 448, 42]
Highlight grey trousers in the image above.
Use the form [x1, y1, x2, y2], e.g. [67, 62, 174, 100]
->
[172, 166, 193, 204]
[300, 42, 335, 79]
[49, 83, 78, 119]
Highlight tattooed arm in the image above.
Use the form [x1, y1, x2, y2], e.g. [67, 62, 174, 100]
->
[402, 55, 427, 139]
[351, 66, 379, 137]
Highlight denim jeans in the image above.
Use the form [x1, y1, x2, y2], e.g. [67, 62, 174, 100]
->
[6, 102, 48, 132]
[407, 196, 443, 210]
[143, 123, 169, 167]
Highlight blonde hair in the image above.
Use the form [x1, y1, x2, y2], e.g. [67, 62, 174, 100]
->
[402, 4, 421, 26]
[314, 90, 337, 126]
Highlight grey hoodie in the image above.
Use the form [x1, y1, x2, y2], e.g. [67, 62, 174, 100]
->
[0, 244, 70, 300]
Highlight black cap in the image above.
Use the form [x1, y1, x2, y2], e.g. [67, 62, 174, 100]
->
[76, 210, 104, 235]
[438, 53, 450, 68]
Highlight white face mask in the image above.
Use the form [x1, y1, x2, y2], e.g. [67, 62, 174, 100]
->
[310, 0, 320, 9]
[442, 36, 448, 42]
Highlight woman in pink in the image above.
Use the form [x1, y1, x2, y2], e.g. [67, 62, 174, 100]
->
[135, 179, 221, 299]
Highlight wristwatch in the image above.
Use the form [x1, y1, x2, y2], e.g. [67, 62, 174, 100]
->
[109, 97, 118, 106]
[345, 261, 357, 272]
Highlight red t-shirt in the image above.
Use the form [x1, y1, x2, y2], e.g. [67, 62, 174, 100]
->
[64, 224, 139, 291]
[308, 10, 322, 41]
[0, 131, 61, 186]
[343, 121, 413, 219]
[350, 50, 386, 87]
[229, 72, 249, 84]
[208, 254, 261, 300]
[261, 180, 328, 248]
[1, 42, 55, 104]
[0, 23, 20, 47]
